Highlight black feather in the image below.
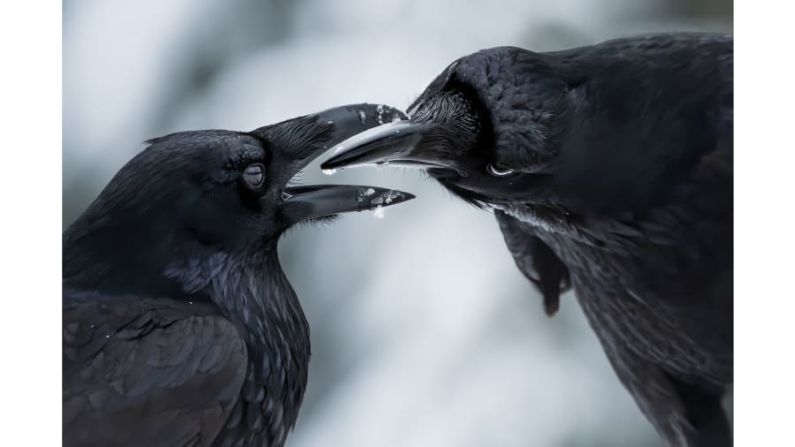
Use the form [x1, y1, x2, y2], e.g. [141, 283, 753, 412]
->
[409, 33, 733, 446]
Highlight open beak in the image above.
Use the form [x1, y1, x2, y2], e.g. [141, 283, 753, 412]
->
[279, 103, 416, 223]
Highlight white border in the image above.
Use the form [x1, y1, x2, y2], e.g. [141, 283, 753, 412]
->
[4, 1, 794, 445]
[735, 0, 795, 445]
[0, 2, 62, 445]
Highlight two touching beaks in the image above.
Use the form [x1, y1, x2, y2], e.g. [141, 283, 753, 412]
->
[282, 103, 418, 222]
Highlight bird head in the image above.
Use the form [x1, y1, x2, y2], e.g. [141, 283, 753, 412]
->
[63, 104, 414, 296]
[321, 44, 718, 214]
[321, 48, 576, 209]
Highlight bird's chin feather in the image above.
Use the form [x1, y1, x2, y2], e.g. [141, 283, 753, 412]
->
[435, 177, 492, 209]
[280, 215, 340, 239]
[286, 168, 306, 189]
[303, 215, 340, 226]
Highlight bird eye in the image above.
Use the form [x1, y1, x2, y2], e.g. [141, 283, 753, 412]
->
[486, 163, 515, 177]
[242, 163, 266, 189]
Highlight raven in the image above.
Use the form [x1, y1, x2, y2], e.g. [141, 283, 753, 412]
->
[62, 104, 414, 447]
[322, 34, 733, 446]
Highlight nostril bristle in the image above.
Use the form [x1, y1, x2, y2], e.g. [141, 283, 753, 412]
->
[286, 169, 305, 188]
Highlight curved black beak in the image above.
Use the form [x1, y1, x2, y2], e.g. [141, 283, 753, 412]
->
[285, 103, 409, 175]
[315, 103, 409, 147]
[277, 103, 416, 224]
[319, 86, 488, 176]
[319, 120, 463, 172]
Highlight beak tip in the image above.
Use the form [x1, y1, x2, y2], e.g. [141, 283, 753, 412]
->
[392, 191, 416, 204]
[364, 188, 416, 208]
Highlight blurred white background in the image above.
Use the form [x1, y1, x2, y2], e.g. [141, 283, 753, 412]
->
[63, 1, 731, 445]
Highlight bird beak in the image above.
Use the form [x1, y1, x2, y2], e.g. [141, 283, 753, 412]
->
[313, 103, 409, 147]
[320, 111, 554, 202]
[320, 120, 458, 171]
[281, 185, 414, 223]
[278, 103, 416, 224]
[278, 103, 413, 176]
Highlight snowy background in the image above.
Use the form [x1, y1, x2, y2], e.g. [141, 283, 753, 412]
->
[63, 1, 731, 446]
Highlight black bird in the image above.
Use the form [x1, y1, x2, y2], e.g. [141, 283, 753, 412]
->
[62, 104, 413, 447]
[322, 34, 733, 446]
